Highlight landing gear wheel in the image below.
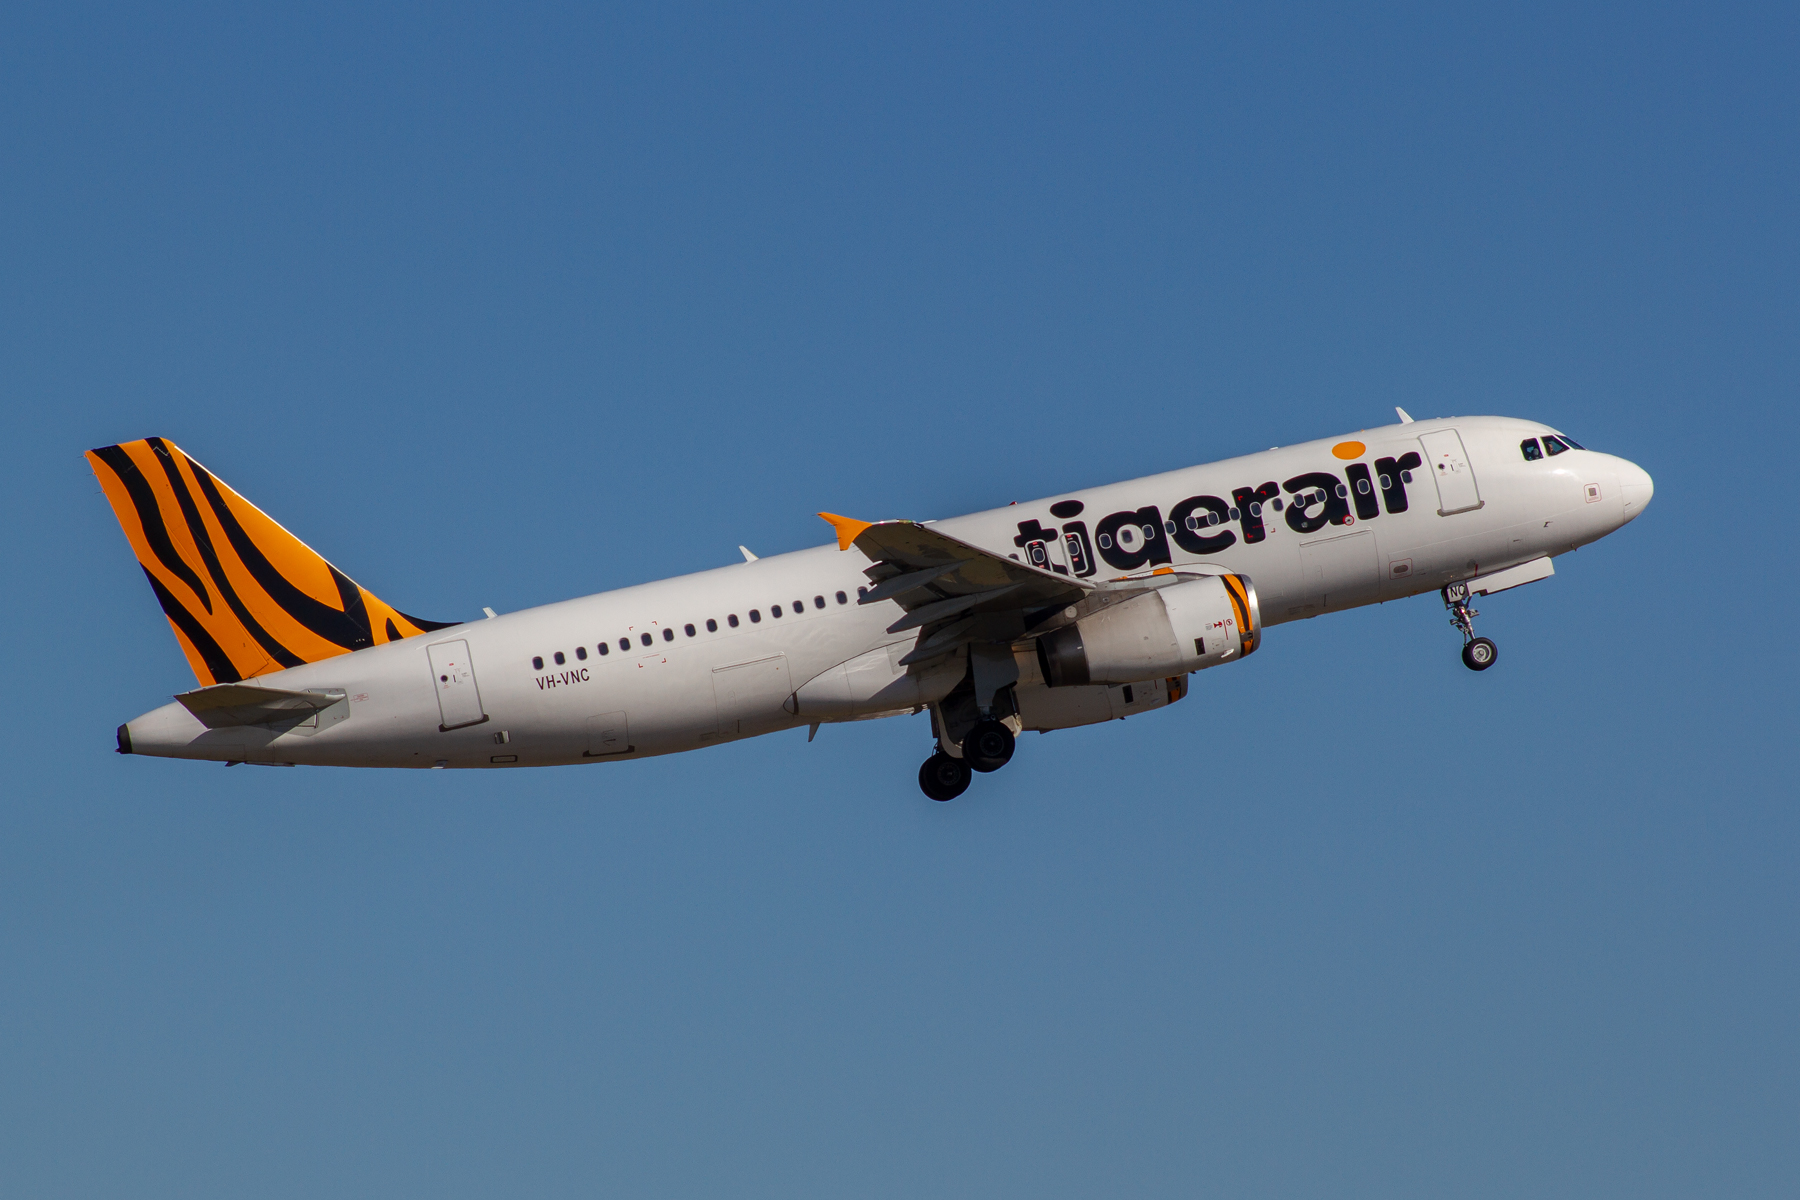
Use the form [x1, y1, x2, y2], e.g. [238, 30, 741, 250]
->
[962, 720, 1015, 774]
[1462, 637, 1498, 671]
[919, 752, 972, 801]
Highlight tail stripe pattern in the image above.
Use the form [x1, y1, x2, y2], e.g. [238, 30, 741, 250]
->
[89, 444, 215, 615]
[87, 438, 452, 686]
[184, 455, 377, 651]
[142, 568, 242, 684]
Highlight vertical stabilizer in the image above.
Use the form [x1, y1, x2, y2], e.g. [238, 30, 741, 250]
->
[86, 438, 451, 685]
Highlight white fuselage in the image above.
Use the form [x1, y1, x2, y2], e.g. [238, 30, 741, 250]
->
[121, 416, 1652, 768]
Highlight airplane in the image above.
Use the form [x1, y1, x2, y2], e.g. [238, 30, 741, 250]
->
[89, 409, 1652, 800]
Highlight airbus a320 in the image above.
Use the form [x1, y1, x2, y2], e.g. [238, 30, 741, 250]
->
[90, 410, 1652, 800]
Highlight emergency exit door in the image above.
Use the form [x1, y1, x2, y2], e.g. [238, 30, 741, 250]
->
[1418, 429, 1483, 515]
[427, 639, 488, 730]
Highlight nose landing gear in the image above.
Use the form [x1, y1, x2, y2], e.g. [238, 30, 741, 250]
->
[1444, 581, 1498, 671]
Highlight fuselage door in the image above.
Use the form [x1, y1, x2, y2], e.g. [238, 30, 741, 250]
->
[1418, 429, 1483, 515]
[427, 639, 488, 730]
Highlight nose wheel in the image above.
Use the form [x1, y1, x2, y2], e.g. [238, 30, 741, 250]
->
[1444, 582, 1498, 671]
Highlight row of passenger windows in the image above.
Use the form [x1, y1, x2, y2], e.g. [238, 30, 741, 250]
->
[1521, 435, 1583, 461]
[531, 589, 856, 670]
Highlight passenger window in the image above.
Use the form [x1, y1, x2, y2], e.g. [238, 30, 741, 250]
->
[1271, 498, 1283, 511]
[706, 618, 718, 632]
[1355, 478, 1371, 494]
[750, 610, 761, 623]
[835, 591, 847, 605]
[1250, 501, 1262, 516]
[684, 623, 696, 637]
[1521, 438, 1543, 461]
[728, 614, 739, 628]
[663, 628, 674, 641]
[857, 586, 868, 600]
[640, 632, 652, 646]
[771, 605, 783, 618]
[795, 600, 805, 613]
[575, 646, 587, 660]
[1544, 435, 1569, 456]
[532, 656, 543, 670]
[814, 595, 825, 609]
[619, 638, 630, 652]
[554, 651, 565, 665]
[597, 642, 609, 656]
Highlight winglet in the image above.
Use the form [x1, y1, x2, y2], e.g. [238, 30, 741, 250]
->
[818, 512, 875, 552]
[1395, 406, 1415, 424]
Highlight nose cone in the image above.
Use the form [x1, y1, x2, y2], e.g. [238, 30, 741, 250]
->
[1618, 461, 1654, 523]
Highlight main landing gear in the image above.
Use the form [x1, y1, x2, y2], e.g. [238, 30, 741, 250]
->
[919, 752, 972, 802]
[1444, 581, 1498, 672]
[918, 719, 1017, 801]
[962, 720, 1015, 773]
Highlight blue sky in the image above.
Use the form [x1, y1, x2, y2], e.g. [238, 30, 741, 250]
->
[2, 3, 1795, 1196]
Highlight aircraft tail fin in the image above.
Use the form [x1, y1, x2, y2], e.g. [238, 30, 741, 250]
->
[86, 438, 453, 686]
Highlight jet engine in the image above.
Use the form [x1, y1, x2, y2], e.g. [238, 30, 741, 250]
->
[1036, 574, 1259, 687]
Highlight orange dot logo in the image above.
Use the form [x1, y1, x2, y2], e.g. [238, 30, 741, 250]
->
[1332, 441, 1366, 460]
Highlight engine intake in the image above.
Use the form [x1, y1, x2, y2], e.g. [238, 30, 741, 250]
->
[1037, 574, 1259, 687]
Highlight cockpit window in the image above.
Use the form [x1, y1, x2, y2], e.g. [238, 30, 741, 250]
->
[1520, 438, 1543, 461]
[1544, 435, 1571, 456]
[1560, 435, 1584, 449]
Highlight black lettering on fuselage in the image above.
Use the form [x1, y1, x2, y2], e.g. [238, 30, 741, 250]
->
[1095, 506, 1172, 571]
[1374, 452, 1423, 514]
[1231, 483, 1281, 543]
[535, 668, 592, 690]
[1283, 471, 1350, 533]
[1060, 521, 1096, 576]
[1013, 519, 1069, 574]
[1169, 495, 1236, 555]
[1344, 462, 1380, 520]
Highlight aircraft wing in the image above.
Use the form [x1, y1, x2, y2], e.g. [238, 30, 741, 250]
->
[819, 513, 1156, 665]
[175, 683, 345, 729]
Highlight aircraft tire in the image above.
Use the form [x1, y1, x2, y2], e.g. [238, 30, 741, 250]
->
[1462, 637, 1498, 671]
[963, 720, 1016, 773]
[920, 752, 972, 801]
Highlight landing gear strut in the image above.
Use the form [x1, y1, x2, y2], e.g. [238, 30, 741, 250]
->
[1444, 581, 1498, 672]
[919, 752, 971, 801]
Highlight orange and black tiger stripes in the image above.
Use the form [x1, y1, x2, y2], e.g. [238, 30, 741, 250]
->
[1220, 573, 1259, 657]
[86, 438, 450, 686]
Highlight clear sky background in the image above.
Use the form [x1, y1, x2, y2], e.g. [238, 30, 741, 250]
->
[2, 3, 1795, 1197]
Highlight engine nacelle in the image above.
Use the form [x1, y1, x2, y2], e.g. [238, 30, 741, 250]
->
[1036, 574, 1259, 687]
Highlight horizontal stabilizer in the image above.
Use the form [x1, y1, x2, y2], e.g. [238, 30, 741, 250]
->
[175, 683, 344, 729]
